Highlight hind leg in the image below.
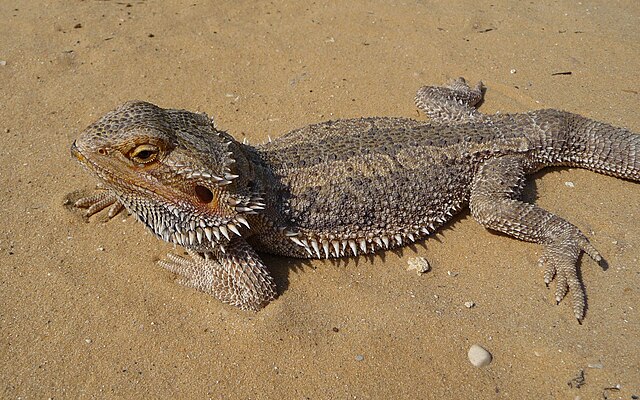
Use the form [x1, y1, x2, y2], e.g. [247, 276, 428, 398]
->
[469, 155, 602, 322]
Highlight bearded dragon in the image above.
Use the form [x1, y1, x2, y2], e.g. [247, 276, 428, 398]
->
[69, 78, 639, 321]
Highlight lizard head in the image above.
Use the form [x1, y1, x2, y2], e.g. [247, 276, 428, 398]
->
[71, 101, 264, 253]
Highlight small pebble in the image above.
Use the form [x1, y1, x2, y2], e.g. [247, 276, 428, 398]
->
[407, 257, 430, 275]
[0, 60, 6, 66]
[464, 301, 475, 308]
[468, 344, 492, 367]
[447, 270, 458, 277]
[587, 363, 603, 369]
[564, 181, 575, 188]
[355, 355, 364, 362]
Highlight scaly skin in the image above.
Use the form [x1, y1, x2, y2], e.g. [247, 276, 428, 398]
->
[69, 78, 639, 320]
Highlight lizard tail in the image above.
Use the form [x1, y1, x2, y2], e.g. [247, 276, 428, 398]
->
[563, 112, 640, 181]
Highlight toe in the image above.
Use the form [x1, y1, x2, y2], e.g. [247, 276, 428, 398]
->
[540, 254, 556, 285]
[554, 271, 569, 304]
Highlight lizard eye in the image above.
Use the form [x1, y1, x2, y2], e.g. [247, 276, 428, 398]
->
[130, 144, 159, 164]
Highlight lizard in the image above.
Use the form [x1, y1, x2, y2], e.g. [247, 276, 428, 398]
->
[68, 77, 639, 321]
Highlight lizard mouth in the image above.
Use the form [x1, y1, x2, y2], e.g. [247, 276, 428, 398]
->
[71, 141, 86, 163]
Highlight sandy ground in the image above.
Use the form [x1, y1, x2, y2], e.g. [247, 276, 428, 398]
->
[1, 1, 639, 398]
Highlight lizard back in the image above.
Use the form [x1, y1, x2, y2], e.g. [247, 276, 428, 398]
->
[254, 115, 532, 257]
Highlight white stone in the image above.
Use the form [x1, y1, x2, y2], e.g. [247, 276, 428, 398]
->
[407, 257, 430, 275]
[468, 344, 492, 367]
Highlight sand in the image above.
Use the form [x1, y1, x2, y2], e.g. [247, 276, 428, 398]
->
[1, 1, 638, 398]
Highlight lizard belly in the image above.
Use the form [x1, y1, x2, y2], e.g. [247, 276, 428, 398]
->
[268, 155, 472, 258]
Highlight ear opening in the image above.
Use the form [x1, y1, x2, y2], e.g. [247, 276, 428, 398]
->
[194, 185, 214, 203]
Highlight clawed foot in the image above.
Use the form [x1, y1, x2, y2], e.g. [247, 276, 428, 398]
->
[158, 250, 226, 298]
[68, 187, 124, 219]
[415, 77, 485, 123]
[442, 77, 485, 107]
[538, 231, 602, 322]
[158, 243, 277, 311]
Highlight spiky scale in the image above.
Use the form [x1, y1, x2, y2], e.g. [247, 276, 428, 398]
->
[331, 241, 341, 257]
[359, 239, 367, 253]
[211, 227, 221, 241]
[348, 240, 358, 256]
[311, 239, 322, 259]
[227, 223, 241, 236]
[290, 236, 305, 247]
[204, 227, 213, 241]
[394, 234, 402, 246]
[322, 240, 330, 258]
[236, 216, 250, 229]
[219, 225, 230, 240]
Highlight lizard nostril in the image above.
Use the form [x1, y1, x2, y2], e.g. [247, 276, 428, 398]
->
[194, 185, 213, 203]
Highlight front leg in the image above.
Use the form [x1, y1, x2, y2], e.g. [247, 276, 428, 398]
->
[469, 155, 601, 322]
[158, 237, 277, 311]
